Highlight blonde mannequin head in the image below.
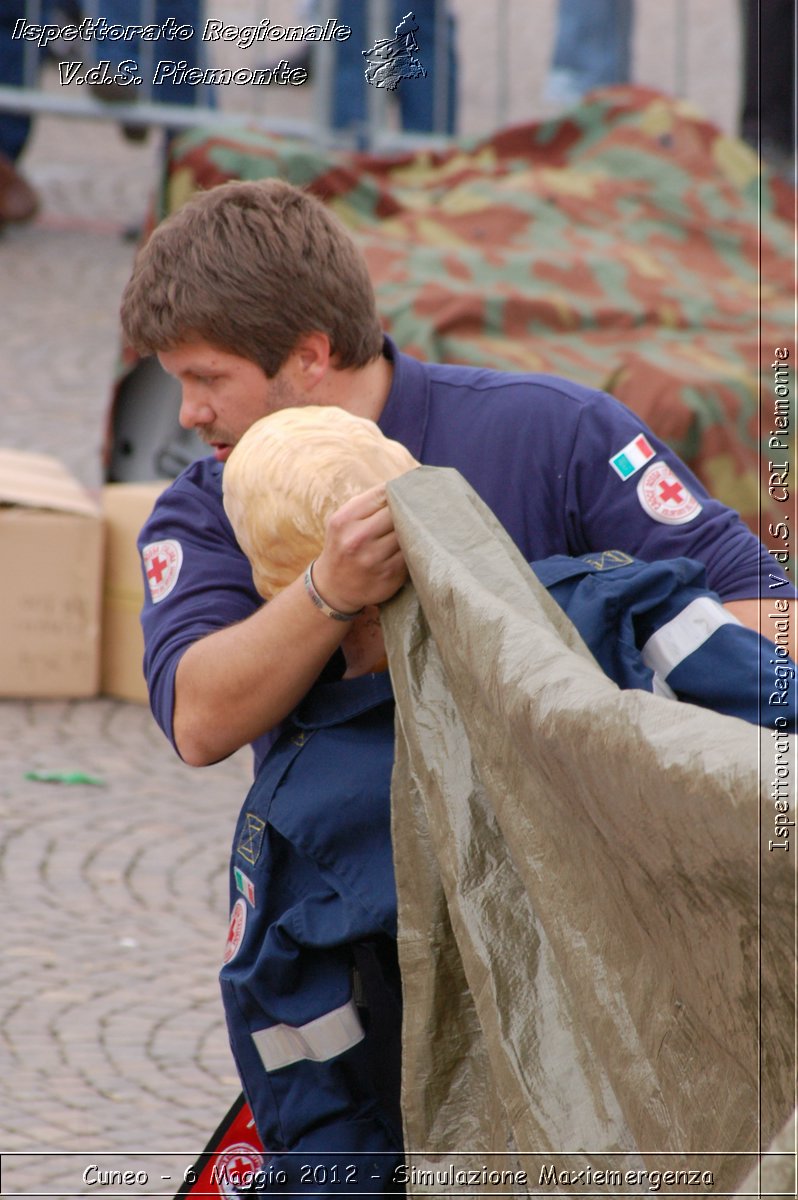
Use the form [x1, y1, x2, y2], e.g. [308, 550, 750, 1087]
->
[223, 405, 417, 599]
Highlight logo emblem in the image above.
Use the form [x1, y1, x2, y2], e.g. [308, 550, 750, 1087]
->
[223, 899, 247, 965]
[363, 10, 426, 92]
[237, 813, 266, 866]
[142, 540, 183, 603]
[213, 1141, 264, 1198]
[609, 433, 656, 480]
[636, 463, 702, 525]
[581, 550, 634, 571]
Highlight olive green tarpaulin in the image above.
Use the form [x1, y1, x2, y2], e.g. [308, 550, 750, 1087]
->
[381, 467, 795, 1197]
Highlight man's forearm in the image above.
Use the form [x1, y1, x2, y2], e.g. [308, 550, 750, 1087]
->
[171, 482, 408, 766]
[173, 571, 349, 765]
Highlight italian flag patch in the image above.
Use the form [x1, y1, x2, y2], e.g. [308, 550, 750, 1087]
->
[234, 867, 256, 906]
[609, 434, 656, 480]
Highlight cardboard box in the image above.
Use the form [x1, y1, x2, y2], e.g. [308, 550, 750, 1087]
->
[0, 449, 103, 698]
[101, 482, 170, 704]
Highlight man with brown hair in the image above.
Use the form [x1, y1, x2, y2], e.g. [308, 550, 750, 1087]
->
[123, 179, 385, 379]
[123, 177, 790, 777]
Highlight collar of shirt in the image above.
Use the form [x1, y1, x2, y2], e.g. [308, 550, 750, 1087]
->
[378, 335, 430, 459]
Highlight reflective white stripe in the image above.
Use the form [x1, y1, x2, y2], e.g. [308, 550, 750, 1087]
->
[641, 597, 741, 680]
[651, 671, 677, 699]
[252, 999, 365, 1072]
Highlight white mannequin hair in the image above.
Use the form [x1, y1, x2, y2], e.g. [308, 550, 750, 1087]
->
[223, 405, 417, 599]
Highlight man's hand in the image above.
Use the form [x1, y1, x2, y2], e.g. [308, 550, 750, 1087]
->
[172, 483, 407, 766]
[312, 483, 408, 613]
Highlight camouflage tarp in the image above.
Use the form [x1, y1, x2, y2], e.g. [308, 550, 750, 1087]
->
[380, 466, 796, 1197]
[154, 84, 793, 534]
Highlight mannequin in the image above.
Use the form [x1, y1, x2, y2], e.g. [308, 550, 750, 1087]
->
[218, 406, 416, 1188]
[223, 404, 417, 675]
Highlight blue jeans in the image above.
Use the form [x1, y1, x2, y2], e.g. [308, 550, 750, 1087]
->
[0, 0, 205, 160]
[0, 1, 36, 159]
[550, 0, 633, 99]
[331, 0, 456, 136]
[92, 0, 204, 107]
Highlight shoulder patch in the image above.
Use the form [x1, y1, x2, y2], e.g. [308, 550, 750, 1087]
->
[609, 433, 656, 479]
[237, 812, 266, 866]
[580, 550, 635, 571]
[223, 898, 248, 965]
[234, 866, 256, 907]
[142, 539, 183, 603]
[636, 463, 702, 525]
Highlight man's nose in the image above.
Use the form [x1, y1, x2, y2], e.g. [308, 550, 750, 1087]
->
[178, 388, 215, 430]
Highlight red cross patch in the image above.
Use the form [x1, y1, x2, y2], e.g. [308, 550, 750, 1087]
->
[636, 463, 702, 525]
[214, 1141, 264, 1194]
[142, 539, 183, 603]
[223, 898, 247, 966]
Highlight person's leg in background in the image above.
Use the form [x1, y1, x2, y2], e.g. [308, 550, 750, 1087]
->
[545, 0, 634, 106]
[394, 0, 456, 135]
[0, 0, 40, 221]
[95, 0, 206, 108]
[331, 0, 457, 139]
[91, 0, 212, 141]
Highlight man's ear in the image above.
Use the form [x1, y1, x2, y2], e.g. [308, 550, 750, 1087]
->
[286, 332, 333, 392]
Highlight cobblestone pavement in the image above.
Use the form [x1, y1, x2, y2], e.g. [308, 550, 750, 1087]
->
[0, 3, 743, 1194]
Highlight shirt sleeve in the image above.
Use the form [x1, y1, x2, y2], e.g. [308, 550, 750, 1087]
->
[562, 391, 789, 601]
[137, 462, 262, 753]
